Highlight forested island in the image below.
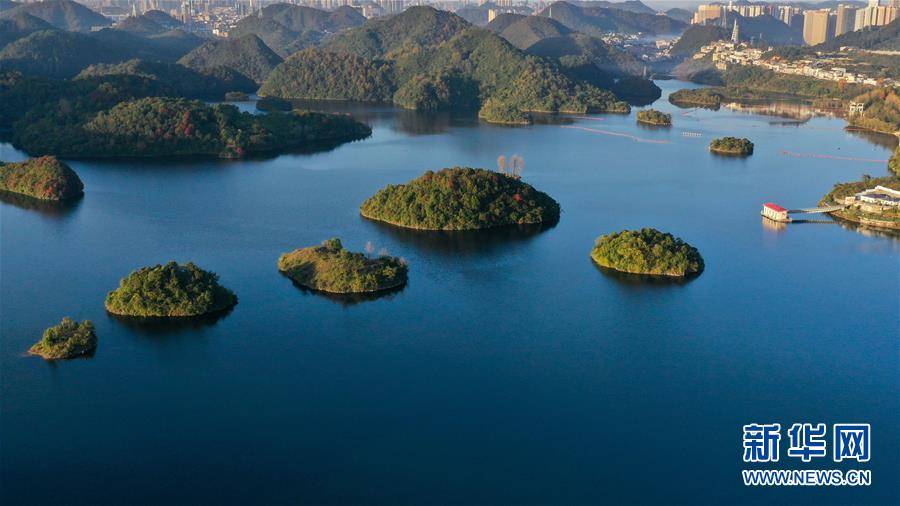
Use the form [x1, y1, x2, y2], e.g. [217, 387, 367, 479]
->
[591, 228, 704, 277]
[105, 262, 237, 317]
[258, 7, 629, 125]
[0, 156, 83, 200]
[636, 108, 671, 126]
[360, 167, 561, 230]
[709, 137, 754, 156]
[668, 88, 721, 109]
[28, 317, 97, 360]
[10, 96, 371, 159]
[278, 238, 408, 294]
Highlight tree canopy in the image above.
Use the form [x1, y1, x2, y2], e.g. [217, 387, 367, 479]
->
[278, 238, 408, 294]
[591, 228, 704, 277]
[105, 262, 238, 317]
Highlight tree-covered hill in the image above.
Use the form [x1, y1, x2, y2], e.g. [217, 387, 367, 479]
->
[0, 27, 203, 78]
[11, 96, 372, 158]
[485, 13, 526, 34]
[142, 10, 183, 30]
[815, 18, 899, 51]
[0, 156, 83, 200]
[575, 1, 657, 15]
[114, 14, 168, 35]
[536, 1, 686, 36]
[228, 4, 365, 57]
[0, 0, 110, 32]
[260, 48, 394, 101]
[178, 34, 284, 85]
[265, 6, 628, 123]
[77, 59, 257, 99]
[665, 8, 693, 24]
[488, 13, 574, 50]
[0, 12, 54, 49]
[670, 25, 728, 56]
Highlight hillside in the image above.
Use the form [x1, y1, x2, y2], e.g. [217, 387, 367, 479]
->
[179, 34, 283, 85]
[77, 59, 257, 99]
[815, 18, 899, 51]
[537, 1, 686, 36]
[665, 8, 693, 24]
[0, 28, 202, 78]
[114, 14, 168, 35]
[485, 13, 526, 34]
[0, 0, 110, 32]
[229, 4, 365, 57]
[670, 25, 729, 56]
[264, 7, 628, 123]
[0, 12, 54, 49]
[489, 14, 573, 50]
[11, 96, 372, 158]
[0, 30, 133, 78]
[574, 1, 656, 14]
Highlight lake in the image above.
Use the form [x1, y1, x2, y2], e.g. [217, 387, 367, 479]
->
[1, 80, 897, 504]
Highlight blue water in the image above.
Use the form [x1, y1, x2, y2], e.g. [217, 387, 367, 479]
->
[2, 80, 898, 504]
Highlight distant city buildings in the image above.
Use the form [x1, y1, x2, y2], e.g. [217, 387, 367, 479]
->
[691, 1, 898, 45]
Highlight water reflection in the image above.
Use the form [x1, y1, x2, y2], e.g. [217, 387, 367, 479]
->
[0, 191, 83, 217]
[107, 307, 234, 336]
[279, 272, 407, 307]
[761, 216, 787, 232]
[722, 100, 842, 122]
[845, 128, 899, 151]
[835, 218, 900, 240]
[591, 262, 698, 287]
[363, 219, 556, 256]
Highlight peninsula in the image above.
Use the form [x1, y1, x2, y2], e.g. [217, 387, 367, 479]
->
[360, 167, 561, 230]
[278, 238, 408, 294]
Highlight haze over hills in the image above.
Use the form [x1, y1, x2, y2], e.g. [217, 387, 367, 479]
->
[486, 14, 574, 50]
[0, 0, 110, 32]
[568, 0, 656, 15]
[665, 8, 694, 24]
[114, 11, 182, 35]
[538, 1, 686, 36]
[0, 12, 54, 49]
[228, 4, 365, 57]
[179, 34, 284, 85]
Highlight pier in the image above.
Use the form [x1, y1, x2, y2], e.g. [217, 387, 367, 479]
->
[761, 202, 845, 223]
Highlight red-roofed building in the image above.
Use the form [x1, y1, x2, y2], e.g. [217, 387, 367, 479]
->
[761, 202, 790, 222]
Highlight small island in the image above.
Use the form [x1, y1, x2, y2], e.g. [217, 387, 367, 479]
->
[0, 156, 83, 200]
[591, 228, 704, 277]
[360, 167, 560, 230]
[709, 137, 754, 156]
[278, 238, 408, 294]
[224, 91, 250, 101]
[29, 317, 97, 360]
[105, 262, 237, 317]
[668, 88, 722, 109]
[636, 109, 672, 126]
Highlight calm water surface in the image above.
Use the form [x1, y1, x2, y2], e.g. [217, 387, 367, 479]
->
[2, 80, 898, 504]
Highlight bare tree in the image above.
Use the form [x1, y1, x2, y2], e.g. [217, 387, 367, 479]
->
[379, 247, 389, 258]
[510, 154, 524, 179]
[365, 241, 375, 257]
[497, 154, 507, 175]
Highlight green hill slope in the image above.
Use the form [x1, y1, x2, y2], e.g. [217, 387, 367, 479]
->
[0, 0, 110, 32]
[179, 34, 283, 85]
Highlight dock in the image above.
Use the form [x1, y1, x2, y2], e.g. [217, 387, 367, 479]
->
[761, 203, 845, 223]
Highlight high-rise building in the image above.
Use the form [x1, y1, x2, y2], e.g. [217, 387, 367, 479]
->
[802, 9, 834, 45]
[834, 5, 857, 36]
[731, 20, 740, 42]
[854, 5, 899, 29]
[692, 4, 723, 24]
